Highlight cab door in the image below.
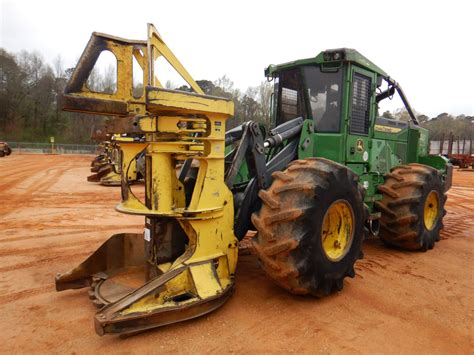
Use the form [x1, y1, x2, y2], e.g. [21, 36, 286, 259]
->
[345, 66, 376, 166]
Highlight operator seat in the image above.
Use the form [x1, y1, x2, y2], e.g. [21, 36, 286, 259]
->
[318, 87, 340, 131]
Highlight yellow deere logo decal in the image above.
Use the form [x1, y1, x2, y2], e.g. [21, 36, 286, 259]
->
[356, 139, 364, 152]
[374, 124, 402, 133]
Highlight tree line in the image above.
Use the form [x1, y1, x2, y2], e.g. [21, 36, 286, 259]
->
[382, 109, 474, 141]
[0, 48, 472, 144]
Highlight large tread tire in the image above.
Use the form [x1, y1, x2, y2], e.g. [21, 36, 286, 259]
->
[375, 163, 447, 251]
[251, 158, 366, 297]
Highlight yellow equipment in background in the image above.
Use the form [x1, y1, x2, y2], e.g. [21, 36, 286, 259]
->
[55, 24, 238, 335]
[88, 134, 142, 186]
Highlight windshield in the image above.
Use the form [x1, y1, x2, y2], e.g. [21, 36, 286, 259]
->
[275, 69, 307, 125]
[303, 66, 343, 132]
[274, 66, 343, 131]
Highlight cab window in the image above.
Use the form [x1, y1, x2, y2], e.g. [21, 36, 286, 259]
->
[276, 69, 307, 124]
[303, 66, 343, 132]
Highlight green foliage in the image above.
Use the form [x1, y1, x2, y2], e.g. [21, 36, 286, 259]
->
[382, 108, 473, 140]
[0, 48, 104, 143]
[211, 76, 272, 129]
[180, 76, 273, 129]
[421, 113, 474, 140]
[381, 110, 394, 119]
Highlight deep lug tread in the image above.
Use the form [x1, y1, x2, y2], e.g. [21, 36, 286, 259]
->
[271, 171, 294, 182]
[263, 239, 298, 256]
[276, 267, 299, 279]
[410, 163, 438, 172]
[379, 223, 398, 235]
[274, 183, 315, 195]
[250, 214, 275, 241]
[388, 196, 422, 207]
[387, 214, 418, 227]
[290, 287, 309, 295]
[384, 172, 404, 182]
[391, 180, 424, 189]
[378, 185, 400, 199]
[252, 243, 281, 271]
[347, 267, 356, 278]
[252, 158, 365, 297]
[393, 165, 412, 171]
[376, 163, 446, 251]
[264, 209, 305, 225]
[395, 231, 419, 242]
[374, 201, 397, 218]
[258, 190, 280, 209]
[397, 168, 414, 175]
[317, 281, 333, 297]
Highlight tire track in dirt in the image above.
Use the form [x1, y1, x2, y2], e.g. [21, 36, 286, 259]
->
[0, 250, 92, 273]
[0, 165, 46, 190]
[0, 162, 78, 216]
[27, 164, 73, 195]
[2, 163, 73, 194]
[0, 162, 44, 181]
[20, 199, 118, 210]
[0, 156, 62, 190]
[0, 224, 141, 244]
[0, 285, 55, 305]
[0, 204, 119, 224]
[0, 237, 106, 257]
[445, 195, 474, 206]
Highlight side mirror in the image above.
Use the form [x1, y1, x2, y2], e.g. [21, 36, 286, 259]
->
[377, 75, 383, 87]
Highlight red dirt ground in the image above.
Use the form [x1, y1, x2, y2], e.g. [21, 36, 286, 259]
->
[0, 154, 472, 353]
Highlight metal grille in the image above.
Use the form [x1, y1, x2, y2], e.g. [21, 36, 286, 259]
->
[396, 142, 407, 162]
[281, 87, 298, 116]
[350, 73, 371, 135]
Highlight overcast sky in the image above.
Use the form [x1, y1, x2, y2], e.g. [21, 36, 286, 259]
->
[1, 0, 473, 116]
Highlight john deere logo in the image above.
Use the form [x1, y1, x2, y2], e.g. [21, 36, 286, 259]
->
[356, 139, 364, 152]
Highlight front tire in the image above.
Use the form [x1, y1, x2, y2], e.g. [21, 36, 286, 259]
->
[251, 158, 366, 296]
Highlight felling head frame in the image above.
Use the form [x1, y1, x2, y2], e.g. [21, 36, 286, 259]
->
[56, 24, 238, 336]
[63, 23, 204, 117]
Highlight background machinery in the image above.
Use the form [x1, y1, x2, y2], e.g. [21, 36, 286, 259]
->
[0, 142, 12, 157]
[55, 25, 452, 336]
[436, 133, 473, 169]
[88, 125, 118, 184]
[88, 134, 145, 186]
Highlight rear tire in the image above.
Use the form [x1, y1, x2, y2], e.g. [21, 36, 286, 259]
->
[375, 163, 447, 251]
[251, 158, 366, 296]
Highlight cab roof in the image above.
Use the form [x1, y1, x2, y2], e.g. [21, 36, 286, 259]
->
[264, 48, 388, 78]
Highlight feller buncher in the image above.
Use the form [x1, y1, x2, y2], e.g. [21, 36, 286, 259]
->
[88, 134, 145, 186]
[56, 24, 452, 336]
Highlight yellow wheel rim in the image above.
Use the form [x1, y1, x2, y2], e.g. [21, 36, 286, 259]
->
[321, 200, 354, 262]
[424, 191, 439, 231]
